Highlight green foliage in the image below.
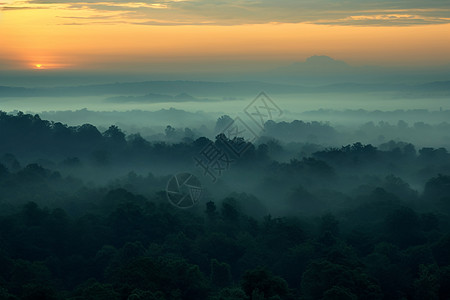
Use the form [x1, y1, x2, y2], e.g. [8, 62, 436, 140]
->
[72, 279, 120, 300]
[211, 259, 233, 288]
[114, 256, 209, 299]
[301, 260, 382, 300]
[127, 289, 166, 300]
[1, 112, 450, 299]
[241, 268, 291, 299]
[212, 287, 246, 300]
[0, 287, 18, 300]
[413, 264, 440, 300]
[321, 286, 357, 300]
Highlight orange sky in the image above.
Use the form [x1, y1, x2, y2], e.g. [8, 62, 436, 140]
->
[1, 1, 450, 71]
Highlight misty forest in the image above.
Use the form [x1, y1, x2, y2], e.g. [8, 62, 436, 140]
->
[3, 0, 450, 296]
[1, 99, 450, 300]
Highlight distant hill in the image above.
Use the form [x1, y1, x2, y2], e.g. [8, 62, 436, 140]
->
[105, 92, 207, 103]
[0, 81, 306, 98]
[274, 55, 352, 74]
[38, 107, 216, 128]
[1, 80, 449, 100]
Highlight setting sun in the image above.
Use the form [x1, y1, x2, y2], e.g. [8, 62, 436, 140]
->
[35, 64, 42, 68]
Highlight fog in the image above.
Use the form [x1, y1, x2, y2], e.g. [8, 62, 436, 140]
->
[1, 76, 450, 298]
[1, 93, 448, 113]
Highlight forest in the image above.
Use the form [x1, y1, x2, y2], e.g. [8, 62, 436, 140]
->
[1, 111, 450, 299]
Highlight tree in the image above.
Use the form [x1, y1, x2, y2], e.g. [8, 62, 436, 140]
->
[115, 257, 209, 300]
[301, 260, 382, 300]
[221, 198, 239, 222]
[213, 288, 246, 300]
[384, 207, 423, 248]
[103, 125, 126, 147]
[20, 284, 59, 300]
[432, 234, 450, 266]
[423, 174, 450, 208]
[127, 289, 166, 300]
[0, 287, 17, 300]
[76, 124, 102, 145]
[241, 268, 291, 300]
[210, 259, 232, 288]
[413, 264, 440, 300]
[74, 280, 120, 300]
[164, 125, 176, 139]
[206, 201, 218, 220]
[322, 286, 357, 300]
[215, 115, 233, 135]
[319, 213, 339, 237]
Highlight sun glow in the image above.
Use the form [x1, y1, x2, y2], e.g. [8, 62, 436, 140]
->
[1, 1, 449, 71]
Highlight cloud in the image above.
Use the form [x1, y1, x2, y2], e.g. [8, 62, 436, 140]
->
[4, 0, 450, 26]
[315, 12, 450, 26]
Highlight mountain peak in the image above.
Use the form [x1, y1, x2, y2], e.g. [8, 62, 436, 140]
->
[304, 55, 348, 67]
[306, 55, 337, 63]
[272, 55, 350, 76]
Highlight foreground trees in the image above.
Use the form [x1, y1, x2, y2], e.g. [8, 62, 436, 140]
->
[1, 112, 450, 298]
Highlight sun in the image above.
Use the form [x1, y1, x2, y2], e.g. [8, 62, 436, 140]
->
[35, 64, 42, 68]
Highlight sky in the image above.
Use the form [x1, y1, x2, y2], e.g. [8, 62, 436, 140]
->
[1, 0, 450, 76]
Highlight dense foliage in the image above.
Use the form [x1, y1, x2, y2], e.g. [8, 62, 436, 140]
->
[1, 111, 450, 299]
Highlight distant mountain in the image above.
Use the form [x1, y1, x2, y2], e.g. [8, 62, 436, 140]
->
[105, 92, 205, 103]
[0, 81, 307, 98]
[267, 55, 390, 85]
[38, 107, 217, 128]
[1, 79, 449, 100]
[275, 55, 352, 74]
